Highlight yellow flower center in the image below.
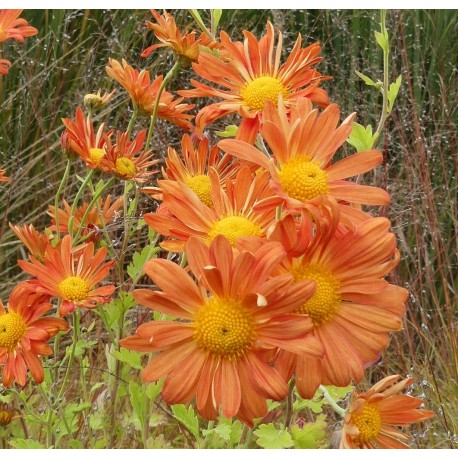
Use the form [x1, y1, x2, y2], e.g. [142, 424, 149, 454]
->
[352, 403, 382, 444]
[278, 157, 329, 202]
[115, 157, 137, 179]
[194, 297, 256, 360]
[89, 147, 106, 165]
[208, 215, 263, 247]
[291, 263, 340, 325]
[58, 276, 90, 302]
[241, 76, 288, 111]
[184, 174, 213, 206]
[0, 313, 27, 352]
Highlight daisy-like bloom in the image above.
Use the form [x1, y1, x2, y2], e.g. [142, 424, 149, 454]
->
[47, 195, 123, 238]
[0, 169, 10, 182]
[0, 58, 11, 75]
[271, 213, 407, 399]
[61, 107, 112, 169]
[0, 287, 68, 386]
[219, 98, 390, 218]
[106, 58, 195, 129]
[121, 236, 322, 424]
[142, 133, 237, 206]
[18, 235, 115, 316]
[340, 375, 434, 449]
[141, 9, 218, 63]
[0, 10, 38, 44]
[179, 21, 330, 142]
[102, 130, 159, 183]
[0, 402, 15, 426]
[145, 166, 277, 252]
[9, 223, 51, 262]
[84, 88, 116, 112]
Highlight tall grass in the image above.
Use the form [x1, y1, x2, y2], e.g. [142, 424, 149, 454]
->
[0, 9, 456, 448]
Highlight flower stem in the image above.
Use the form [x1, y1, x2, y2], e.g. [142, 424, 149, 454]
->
[319, 385, 346, 417]
[145, 60, 181, 152]
[54, 159, 72, 242]
[68, 169, 95, 239]
[55, 309, 80, 406]
[73, 176, 116, 244]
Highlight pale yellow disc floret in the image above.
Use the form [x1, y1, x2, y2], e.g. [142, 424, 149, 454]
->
[58, 276, 90, 302]
[194, 297, 256, 360]
[278, 157, 329, 202]
[241, 76, 288, 111]
[184, 174, 213, 207]
[0, 313, 27, 352]
[115, 157, 137, 179]
[208, 215, 264, 246]
[89, 148, 106, 166]
[291, 263, 341, 325]
[352, 403, 382, 444]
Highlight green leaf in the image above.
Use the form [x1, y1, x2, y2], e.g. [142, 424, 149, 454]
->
[254, 423, 294, 449]
[127, 244, 160, 281]
[129, 380, 146, 426]
[171, 404, 200, 440]
[387, 75, 402, 113]
[291, 422, 326, 449]
[112, 347, 143, 370]
[9, 438, 45, 449]
[203, 423, 231, 442]
[215, 125, 238, 138]
[211, 9, 222, 31]
[374, 31, 388, 52]
[146, 379, 164, 402]
[347, 122, 377, 152]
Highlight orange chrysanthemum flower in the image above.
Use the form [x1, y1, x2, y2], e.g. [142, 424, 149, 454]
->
[0, 287, 68, 386]
[102, 130, 159, 183]
[0, 169, 10, 182]
[271, 214, 407, 398]
[18, 235, 115, 316]
[179, 22, 330, 142]
[9, 223, 51, 262]
[61, 107, 112, 169]
[106, 58, 195, 129]
[219, 98, 390, 217]
[121, 236, 322, 424]
[0, 10, 38, 44]
[145, 166, 277, 252]
[340, 375, 434, 449]
[141, 9, 218, 62]
[0, 59, 11, 75]
[142, 133, 237, 205]
[47, 195, 123, 238]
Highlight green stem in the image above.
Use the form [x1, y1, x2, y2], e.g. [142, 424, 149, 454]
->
[55, 309, 80, 406]
[145, 60, 181, 152]
[54, 159, 72, 242]
[73, 176, 116, 244]
[68, 169, 95, 239]
[374, 10, 390, 146]
[319, 385, 346, 417]
[126, 105, 138, 136]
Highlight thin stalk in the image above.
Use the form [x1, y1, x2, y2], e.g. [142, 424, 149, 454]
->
[53, 159, 72, 242]
[319, 385, 346, 417]
[73, 176, 116, 244]
[68, 168, 95, 238]
[55, 309, 80, 406]
[374, 10, 390, 146]
[144, 60, 181, 152]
